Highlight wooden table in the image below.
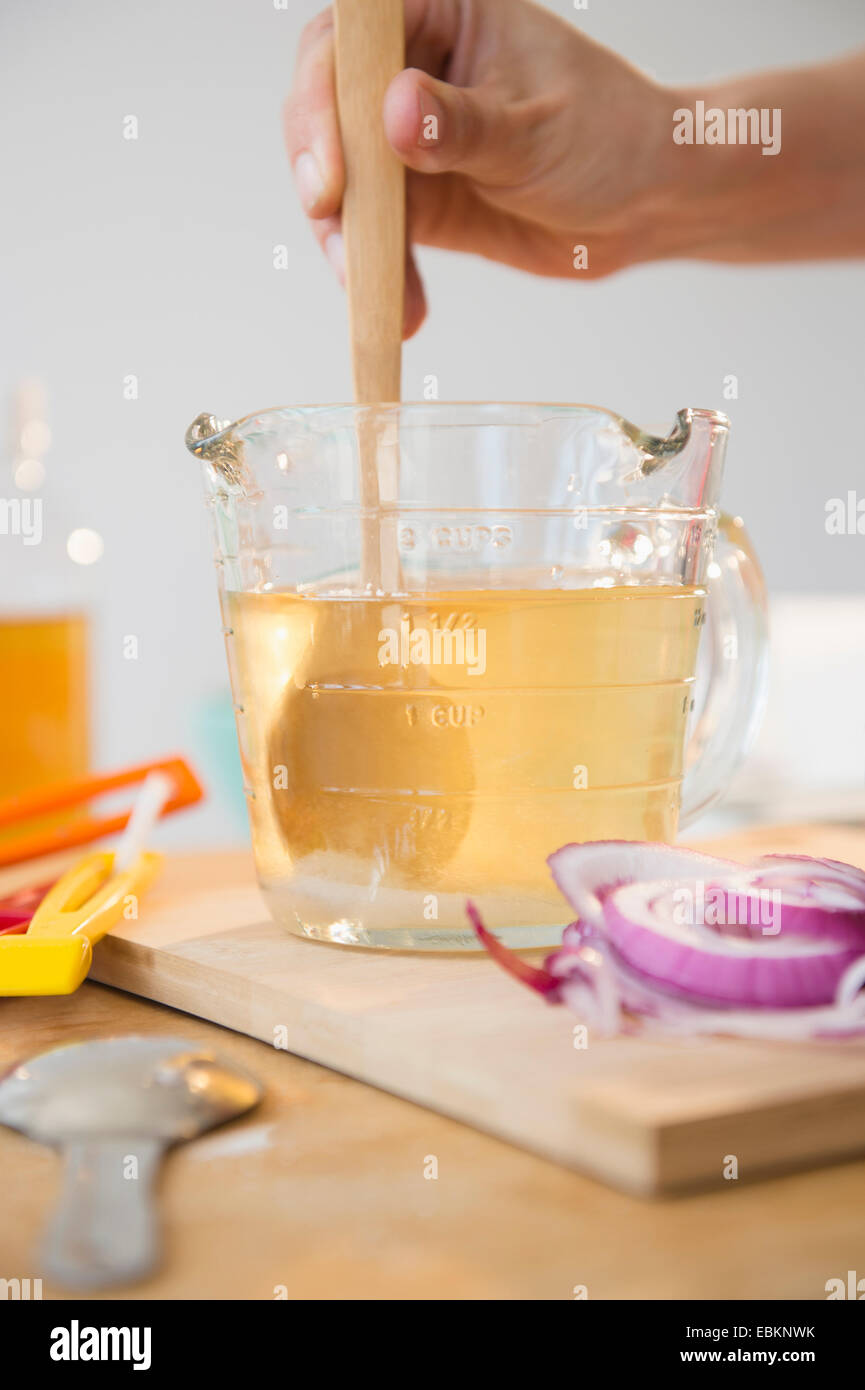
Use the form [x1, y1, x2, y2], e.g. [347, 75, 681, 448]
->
[2, 972, 863, 1300]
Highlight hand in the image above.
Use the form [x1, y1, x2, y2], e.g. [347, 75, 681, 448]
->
[285, 3, 865, 336]
[284, 0, 670, 336]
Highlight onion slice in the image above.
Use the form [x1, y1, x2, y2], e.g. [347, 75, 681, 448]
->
[601, 879, 862, 1007]
[470, 840, 865, 1041]
[465, 901, 557, 997]
[547, 841, 740, 931]
[549, 841, 865, 948]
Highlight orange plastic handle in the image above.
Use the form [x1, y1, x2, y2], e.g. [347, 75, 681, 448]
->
[0, 757, 204, 868]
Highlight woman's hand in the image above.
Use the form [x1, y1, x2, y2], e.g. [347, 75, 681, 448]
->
[284, 1, 865, 337]
[284, 0, 671, 335]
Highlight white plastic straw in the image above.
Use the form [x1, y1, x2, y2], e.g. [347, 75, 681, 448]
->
[113, 772, 173, 872]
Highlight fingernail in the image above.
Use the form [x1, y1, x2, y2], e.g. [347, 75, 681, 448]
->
[417, 88, 444, 148]
[324, 231, 345, 283]
[294, 150, 325, 212]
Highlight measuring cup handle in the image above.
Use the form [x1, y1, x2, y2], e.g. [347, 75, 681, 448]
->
[679, 512, 769, 827]
[42, 1136, 164, 1290]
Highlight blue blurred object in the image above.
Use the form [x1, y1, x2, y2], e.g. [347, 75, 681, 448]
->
[193, 691, 249, 835]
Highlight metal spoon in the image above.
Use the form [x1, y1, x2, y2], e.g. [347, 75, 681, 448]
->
[0, 1035, 262, 1289]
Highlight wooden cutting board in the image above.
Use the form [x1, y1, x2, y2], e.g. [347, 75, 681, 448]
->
[67, 823, 865, 1196]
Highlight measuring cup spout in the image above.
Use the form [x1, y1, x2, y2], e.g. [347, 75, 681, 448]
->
[617, 406, 730, 506]
[185, 413, 249, 489]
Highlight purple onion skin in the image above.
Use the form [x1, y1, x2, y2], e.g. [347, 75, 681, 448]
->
[466, 901, 559, 997]
[470, 842, 865, 1034]
[712, 891, 865, 947]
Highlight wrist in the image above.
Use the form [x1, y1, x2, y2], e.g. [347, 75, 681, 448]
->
[623, 81, 754, 263]
[630, 75, 813, 264]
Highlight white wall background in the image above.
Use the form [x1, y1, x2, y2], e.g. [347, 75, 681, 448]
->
[2, 0, 864, 846]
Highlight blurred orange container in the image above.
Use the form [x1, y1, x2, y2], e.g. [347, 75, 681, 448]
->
[2, 381, 94, 812]
[0, 613, 89, 798]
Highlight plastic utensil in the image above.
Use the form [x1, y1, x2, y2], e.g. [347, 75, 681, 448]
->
[0, 772, 169, 995]
[0, 755, 203, 867]
[0, 1036, 262, 1289]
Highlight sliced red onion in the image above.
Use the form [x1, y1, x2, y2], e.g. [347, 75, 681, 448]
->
[465, 901, 557, 997]
[749, 854, 865, 940]
[760, 853, 865, 896]
[835, 953, 865, 1009]
[600, 946, 865, 1041]
[549, 841, 865, 949]
[601, 879, 863, 1007]
[470, 840, 865, 1041]
[467, 905, 625, 1037]
[547, 841, 740, 931]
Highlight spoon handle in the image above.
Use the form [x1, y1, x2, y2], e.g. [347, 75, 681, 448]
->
[334, 0, 406, 593]
[334, 0, 405, 403]
[43, 1136, 165, 1289]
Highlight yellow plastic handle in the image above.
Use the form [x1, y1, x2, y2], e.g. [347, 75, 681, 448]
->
[0, 938, 93, 996]
[27, 851, 163, 942]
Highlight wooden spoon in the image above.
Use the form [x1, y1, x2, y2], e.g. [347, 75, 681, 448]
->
[334, 0, 406, 591]
[334, 0, 405, 402]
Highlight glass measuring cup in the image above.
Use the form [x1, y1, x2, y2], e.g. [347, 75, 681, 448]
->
[186, 403, 767, 950]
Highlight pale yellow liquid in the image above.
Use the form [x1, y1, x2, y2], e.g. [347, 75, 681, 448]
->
[226, 585, 705, 948]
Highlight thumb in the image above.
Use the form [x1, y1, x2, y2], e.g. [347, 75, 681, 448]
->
[383, 68, 529, 184]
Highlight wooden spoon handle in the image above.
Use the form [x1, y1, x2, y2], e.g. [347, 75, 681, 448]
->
[334, 0, 406, 403]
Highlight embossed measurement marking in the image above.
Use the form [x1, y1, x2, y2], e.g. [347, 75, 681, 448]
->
[398, 524, 513, 552]
[405, 702, 486, 728]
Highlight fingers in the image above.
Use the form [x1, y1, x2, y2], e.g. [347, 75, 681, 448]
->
[286, 1, 463, 218]
[307, 214, 427, 340]
[283, 10, 343, 218]
[383, 68, 532, 185]
[307, 213, 346, 282]
[286, 5, 457, 336]
[403, 248, 427, 339]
